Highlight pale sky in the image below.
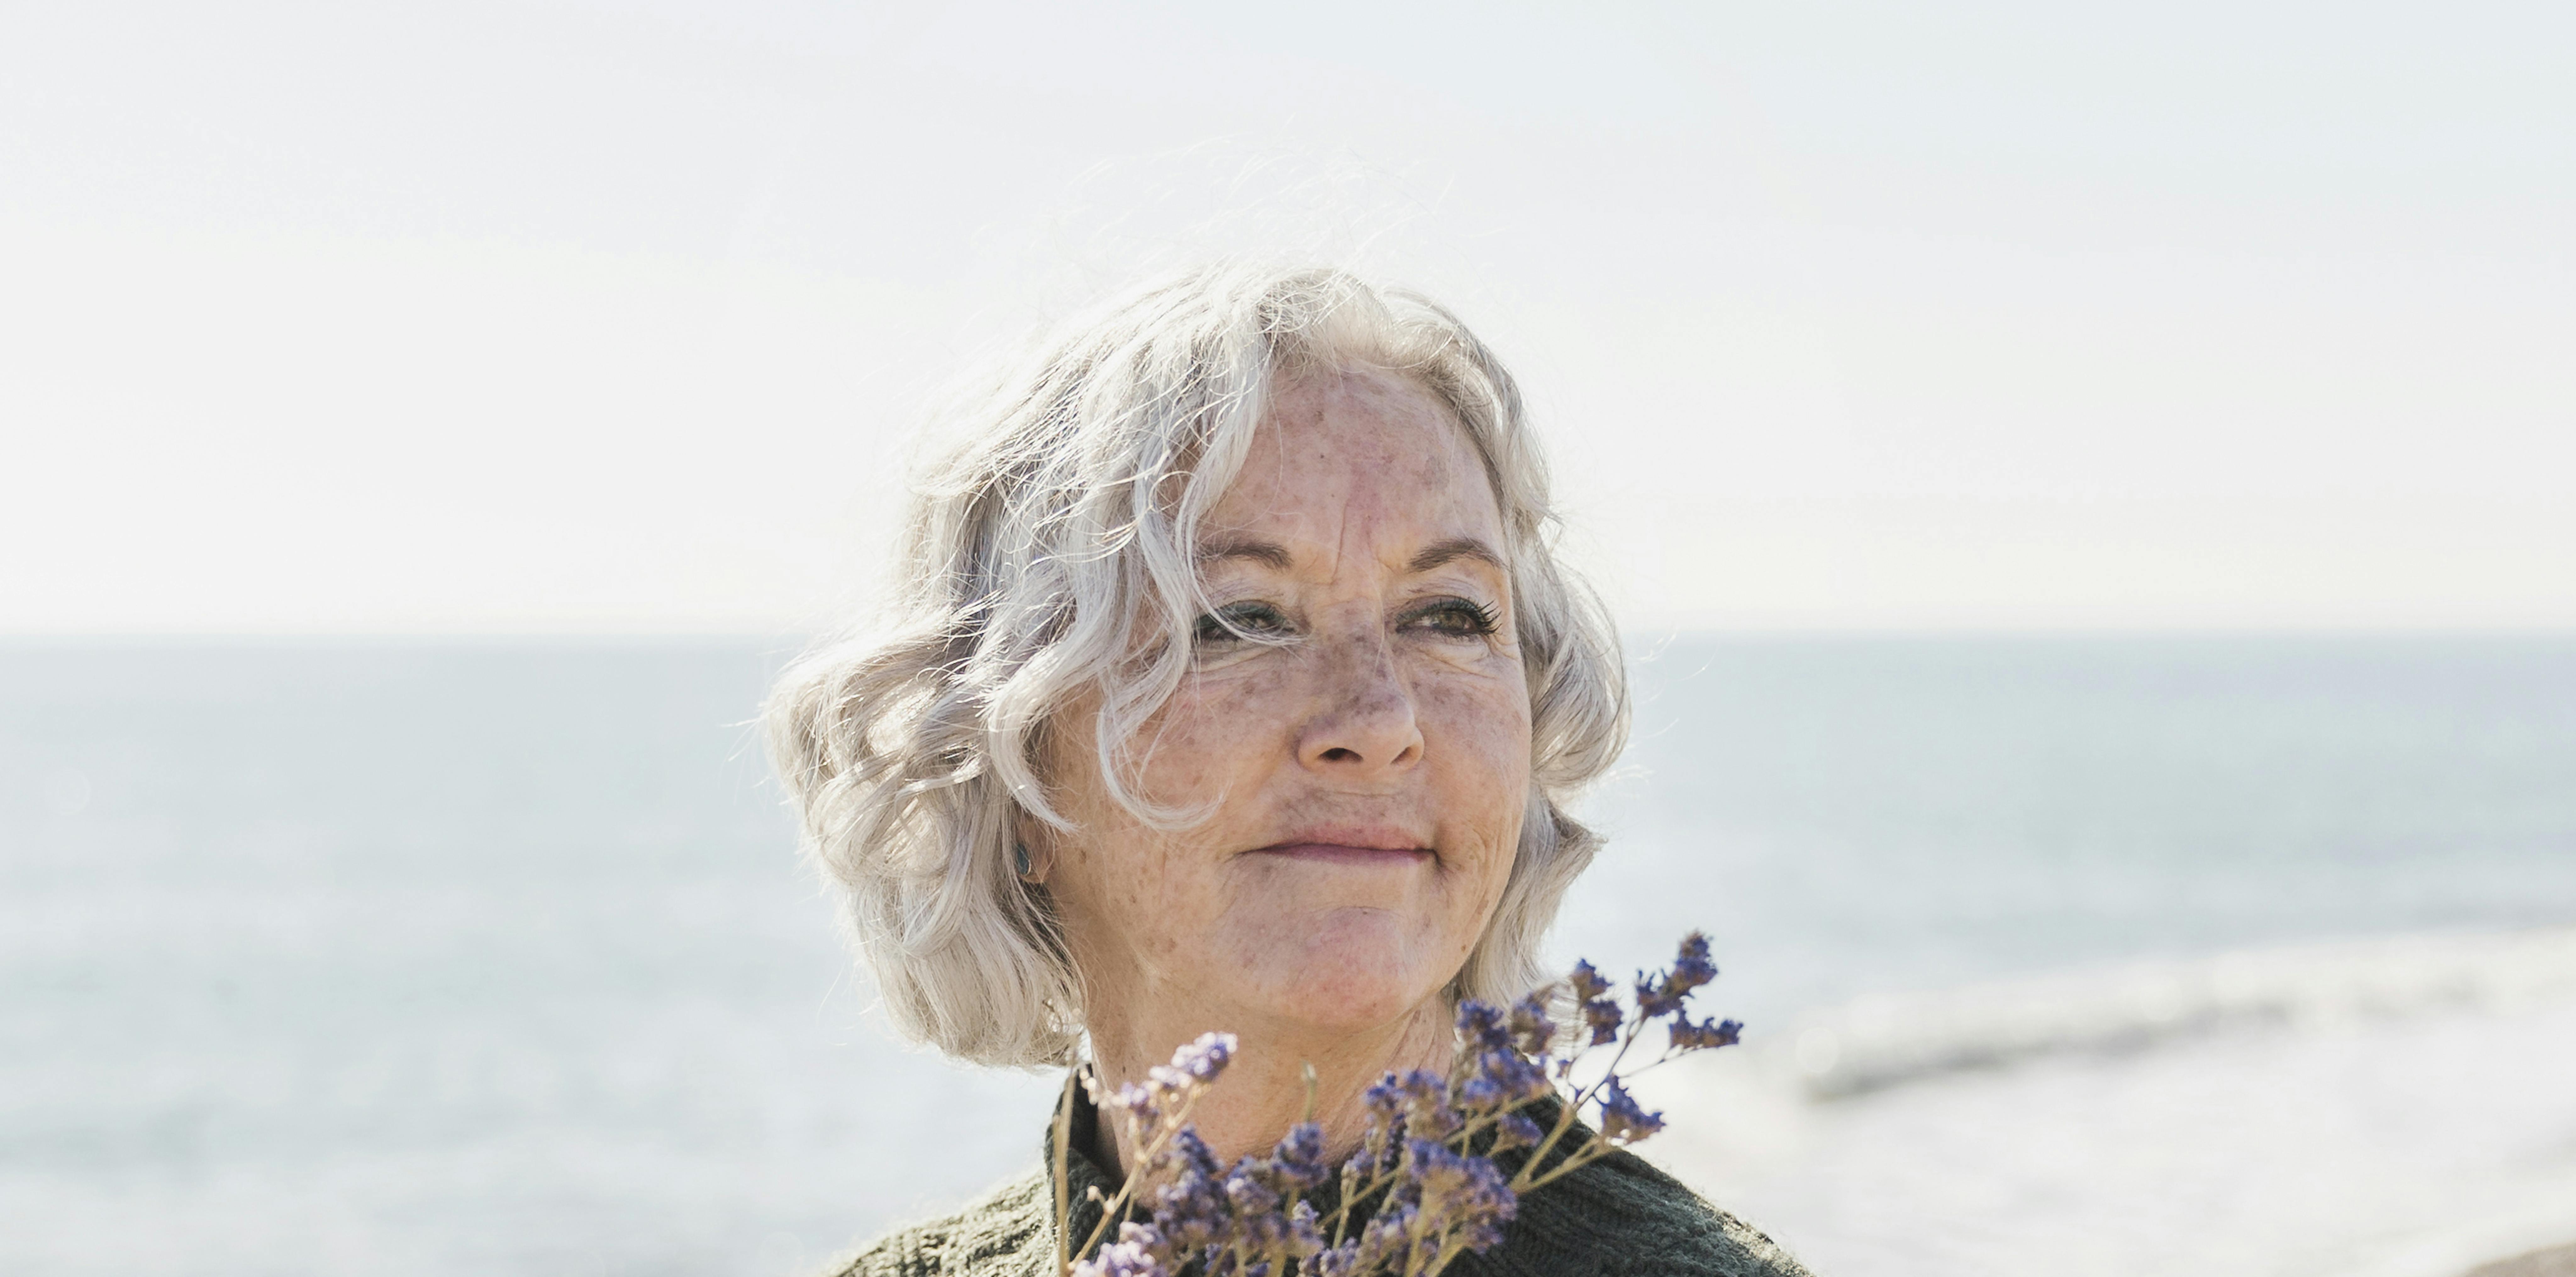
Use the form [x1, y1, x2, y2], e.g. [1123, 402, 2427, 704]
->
[4, 2, 2571, 634]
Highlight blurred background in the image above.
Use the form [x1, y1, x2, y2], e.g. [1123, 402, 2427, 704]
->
[3, 3, 2571, 1275]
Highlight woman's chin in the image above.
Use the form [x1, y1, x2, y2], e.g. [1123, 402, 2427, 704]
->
[1257, 978, 1432, 1037]
[1219, 912, 1457, 1035]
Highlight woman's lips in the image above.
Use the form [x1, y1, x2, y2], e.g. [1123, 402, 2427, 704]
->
[1252, 843, 1435, 867]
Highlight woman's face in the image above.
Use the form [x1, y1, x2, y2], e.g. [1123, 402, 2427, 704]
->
[1038, 367, 1533, 1047]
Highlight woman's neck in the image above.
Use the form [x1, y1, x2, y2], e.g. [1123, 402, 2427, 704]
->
[1084, 999, 1456, 1179]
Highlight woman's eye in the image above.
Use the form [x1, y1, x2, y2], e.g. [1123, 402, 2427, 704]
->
[1408, 598, 1500, 638]
[1194, 602, 1291, 644]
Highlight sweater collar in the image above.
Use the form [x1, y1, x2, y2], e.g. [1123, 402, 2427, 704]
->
[1041, 1073, 1118, 1249]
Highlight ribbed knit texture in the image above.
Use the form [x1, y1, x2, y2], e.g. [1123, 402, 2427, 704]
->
[825, 1081, 1814, 1277]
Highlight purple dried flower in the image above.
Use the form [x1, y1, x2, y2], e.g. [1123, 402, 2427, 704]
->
[1455, 1000, 1512, 1053]
[1459, 1045, 1550, 1110]
[1362, 1073, 1407, 1115]
[1224, 1165, 1280, 1217]
[1108, 1080, 1161, 1129]
[1636, 932, 1720, 1020]
[1289, 1198, 1324, 1246]
[1147, 1129, 1227, 1250]
[1633, 974, 1680, 1020]
[1580, 994, 1623, 1046]
[1073, 1223, 1173, 1277]
[1168, 1127, 1224, 1178]
[1504, 993, 1556, 1057]
[1148, 1031, 1236, 1094]
[1457, 1071, 1502, 1109]
[1668, 1014, 1743, 1052]
[1394, 1068, 1460, 1142]
[1670, 931, 1718, 991]
[1214, 1160, 1305, 1258]
[1351, 1079, 1410, 1180]
[1307, 1239, 1362, 1277]
[1568, 958, 1626, 1043]
[1173, 1031, 1236, 1081]
[1108, 1032, 1239, 1150]
[1266, 1121, 1328, 1191]
[1160, 1126, 1333, 1270]
[1357, 1201, 1416, 1271]
[1491, 1110, 1544, 1153]
[1568, 959, 1612, 1002]
[1454, 997, 1553, 1116]
[1405, 1137, 1518, 1254]
[1595, 1075, 1666, 1144]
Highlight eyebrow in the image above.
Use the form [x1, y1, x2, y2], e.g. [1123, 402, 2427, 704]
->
[1407, 537, 1507, 576]
[1194, 536, 1294, 571]
[1195, 534, 1507, 576]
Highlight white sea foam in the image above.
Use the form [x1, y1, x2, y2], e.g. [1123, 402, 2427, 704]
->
[1776, 925, 2576, 1099]
[1641, 927, 2576, 1277]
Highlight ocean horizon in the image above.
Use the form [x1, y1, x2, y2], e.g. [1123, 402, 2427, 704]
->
[7, 634, 2573, 1275]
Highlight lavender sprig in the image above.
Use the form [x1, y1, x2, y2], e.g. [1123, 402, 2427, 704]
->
[1058, 931, 1743, 1277]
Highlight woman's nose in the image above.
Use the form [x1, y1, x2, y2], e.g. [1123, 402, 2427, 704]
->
[1296, 627, 1424, 775]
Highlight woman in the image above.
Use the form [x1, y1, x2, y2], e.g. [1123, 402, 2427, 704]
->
[767, 264, 1811, 1276]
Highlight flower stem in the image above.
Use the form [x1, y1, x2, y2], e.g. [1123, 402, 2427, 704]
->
[1052, 1072, 1077, 1276]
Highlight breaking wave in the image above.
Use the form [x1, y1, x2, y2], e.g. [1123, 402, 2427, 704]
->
[1775, 925, 2576, 1099]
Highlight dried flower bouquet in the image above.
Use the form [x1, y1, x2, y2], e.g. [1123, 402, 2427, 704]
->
[1055, 932, 1744, 1277]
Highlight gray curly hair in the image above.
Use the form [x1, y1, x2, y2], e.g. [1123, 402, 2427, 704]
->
[764, 262, 1629, 1068]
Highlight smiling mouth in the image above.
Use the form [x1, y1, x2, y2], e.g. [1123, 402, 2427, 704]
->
[1251, 843, 1435, 867]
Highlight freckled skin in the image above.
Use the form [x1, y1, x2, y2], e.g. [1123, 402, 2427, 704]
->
[1034, 368, 1533, 1171]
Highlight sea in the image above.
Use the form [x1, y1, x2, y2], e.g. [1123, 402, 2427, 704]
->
[4, 636, 2573, 1276]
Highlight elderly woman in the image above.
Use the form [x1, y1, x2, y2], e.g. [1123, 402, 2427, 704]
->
[768, 264, 1811, 1276]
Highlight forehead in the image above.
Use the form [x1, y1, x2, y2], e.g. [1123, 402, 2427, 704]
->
[1206, 368, 1504, 552]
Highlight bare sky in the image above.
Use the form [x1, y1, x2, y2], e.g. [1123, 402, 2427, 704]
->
[5, 2, 2571, 633]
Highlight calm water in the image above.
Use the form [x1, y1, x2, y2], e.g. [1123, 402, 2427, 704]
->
[4, 636, 2573, 1274]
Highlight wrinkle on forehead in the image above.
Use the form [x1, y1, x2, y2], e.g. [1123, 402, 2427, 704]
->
[1212, 367, 1500, 582]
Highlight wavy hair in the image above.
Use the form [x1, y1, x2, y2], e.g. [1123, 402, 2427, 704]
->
[765, 263, 1629, 1068]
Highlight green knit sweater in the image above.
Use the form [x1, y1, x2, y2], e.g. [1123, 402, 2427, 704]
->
[826, 1085, 1813, 1277]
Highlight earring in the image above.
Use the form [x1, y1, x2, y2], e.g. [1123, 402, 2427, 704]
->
[1013, 842, 1034, 880]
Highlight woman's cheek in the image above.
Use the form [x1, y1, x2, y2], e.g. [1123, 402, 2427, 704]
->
[1152, 666, 1297, 779]
[1413, 678, 1524, 890]
[1428, 668, 1531, 774]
